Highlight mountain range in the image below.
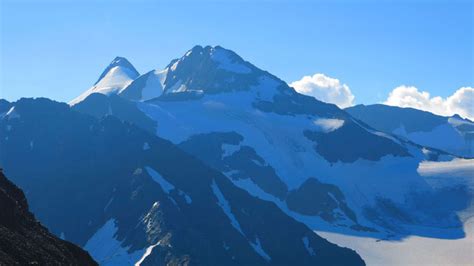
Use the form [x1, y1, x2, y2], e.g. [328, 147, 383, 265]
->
[1, 45, 472, 265]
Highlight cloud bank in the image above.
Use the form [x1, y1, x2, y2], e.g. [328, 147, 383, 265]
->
[290, 73, 355, 108]
[291, 72, 472, 120]
[384, 86, 474, 120]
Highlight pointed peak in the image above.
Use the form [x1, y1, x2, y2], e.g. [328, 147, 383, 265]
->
[95, 56, 139, 85]
[110, 56, 134, 67]
[166, 45, 251, 74]
[152, 44, 297, 100]
[185, 45, 214, 53]
[182, 45, 238, 59]
[70, 57, 140, 106]
[449, 113, 473, 123]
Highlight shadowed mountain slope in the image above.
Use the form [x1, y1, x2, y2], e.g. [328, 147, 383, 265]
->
[0, 170, 97, 265]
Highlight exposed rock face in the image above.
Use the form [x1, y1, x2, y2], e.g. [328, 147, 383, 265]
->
[0, 170, 97, 265]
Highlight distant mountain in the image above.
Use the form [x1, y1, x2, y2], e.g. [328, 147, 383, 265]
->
[69, 57, 140, 105]
[346, 104, 474, 157]
[0, 98, 364, 266]
[0, 99, 11, 112]
[69, 45, 469, 242]
[0, 169, 97, 265]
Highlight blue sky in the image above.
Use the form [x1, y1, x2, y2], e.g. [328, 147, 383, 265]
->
[1, 0, 472, 105]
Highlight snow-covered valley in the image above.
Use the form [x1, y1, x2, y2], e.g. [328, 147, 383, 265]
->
[319, 159, 474, 266]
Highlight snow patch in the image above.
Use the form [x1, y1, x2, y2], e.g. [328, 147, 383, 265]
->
[5, 107, 20, 119]
[448, 117, 473, 128]
[313, 118, 344, 132]
[145, 167, 191, 205]
[134, 241, 160, 266]
[145, 166, 175, 193]
[249, 237, 271, 262]
[221, 143, 241, 158]
[84, 219, 145, 266]
[211, 179, 244, 235]
[140, 70, 167, 101]
[170, 61, 179, 71]
[231, 177, 280, 203]
[165, 80, 186, 94]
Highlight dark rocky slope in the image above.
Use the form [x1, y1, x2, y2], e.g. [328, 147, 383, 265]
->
[0, 170, 97, 265]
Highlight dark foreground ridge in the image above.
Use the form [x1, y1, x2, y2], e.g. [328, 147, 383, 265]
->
[0, 169, 97, 265]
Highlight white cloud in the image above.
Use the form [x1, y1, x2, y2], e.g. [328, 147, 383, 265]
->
[384, 86, 474, 120]
[290, 73, 355, 108]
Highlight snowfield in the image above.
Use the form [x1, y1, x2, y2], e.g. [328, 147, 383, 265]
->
[84, 219, 145, 266]
[319, 158, 474, 266]
[317, 217, 474, 266]
[418, 159, 474, 178]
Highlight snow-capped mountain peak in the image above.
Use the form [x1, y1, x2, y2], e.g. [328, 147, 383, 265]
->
[168, 45, 252, 74]
[162, 45, 261, 93]
[155, 45, 266, 98]
[69, 56, 139, 105]
[116, 45, 282, 102]
[94, 56, 139, 85]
